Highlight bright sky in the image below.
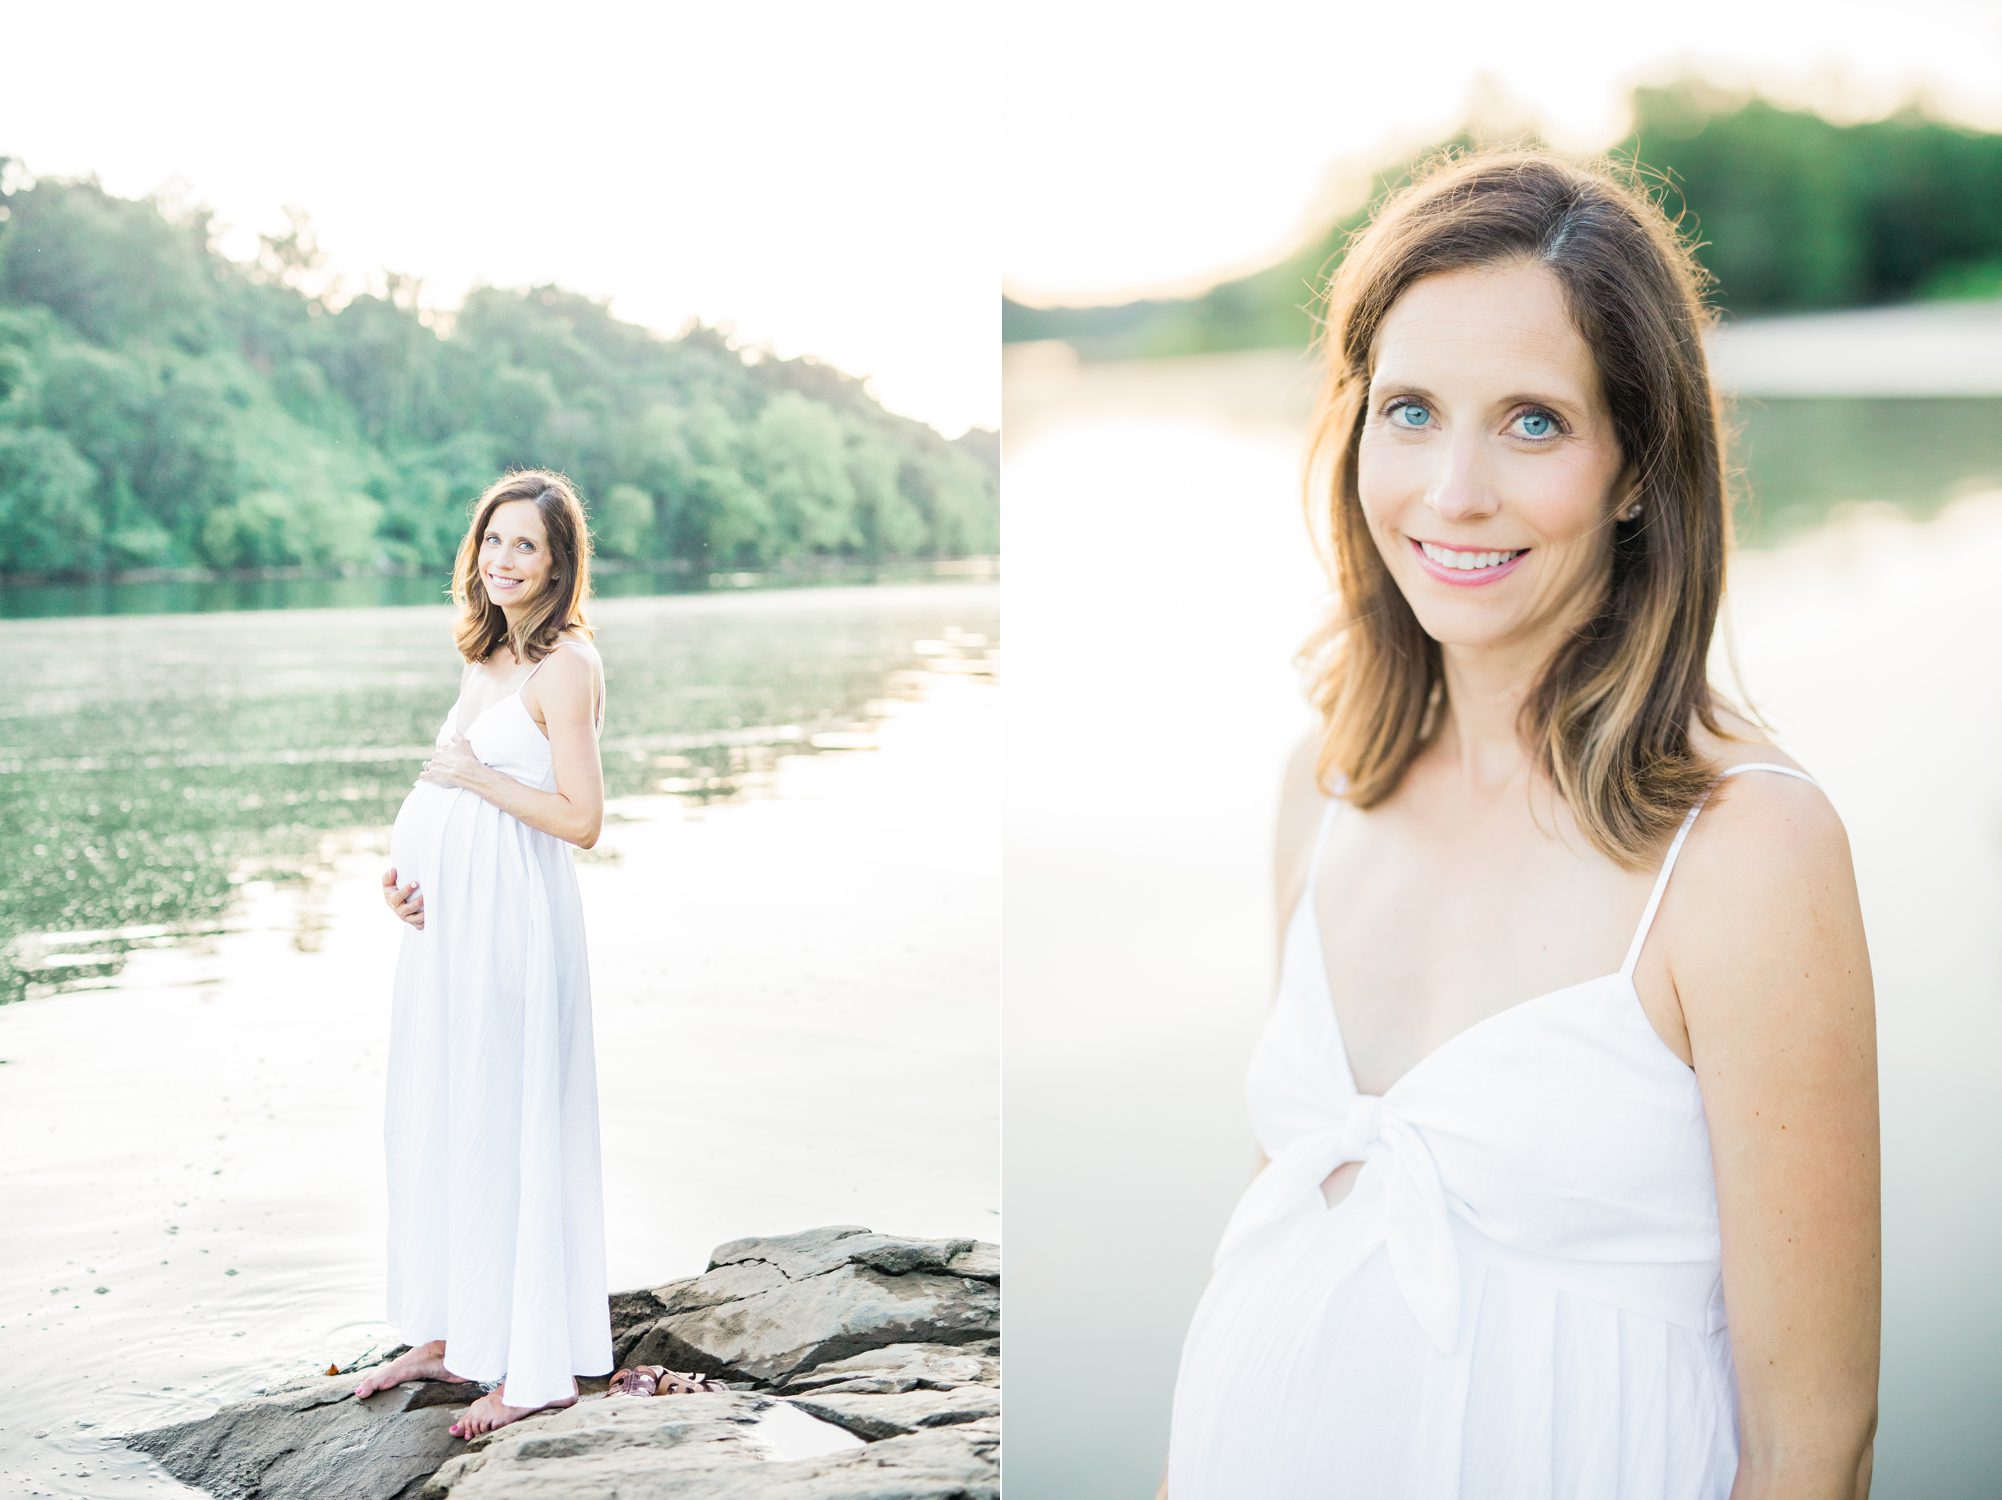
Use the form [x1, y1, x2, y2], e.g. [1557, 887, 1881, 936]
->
[1006, 0, 2002, 306]
[6, 2, 997, 437]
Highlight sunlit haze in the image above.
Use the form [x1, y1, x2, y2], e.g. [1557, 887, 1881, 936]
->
[1006, 0, 2002, 305]
[7, 3, 997, 437]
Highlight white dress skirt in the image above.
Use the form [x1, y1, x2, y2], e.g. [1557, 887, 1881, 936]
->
[1166, 763, 1825, 1498]
[382, 641, 611, 1406]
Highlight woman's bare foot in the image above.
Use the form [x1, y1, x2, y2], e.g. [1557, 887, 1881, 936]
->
[352, 1340, 467, 1399]
[449, 1384, 577, 1439]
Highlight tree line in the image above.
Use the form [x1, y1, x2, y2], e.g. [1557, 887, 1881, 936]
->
[0, 163, 998, 580]
[1003, 82, 2002, 359]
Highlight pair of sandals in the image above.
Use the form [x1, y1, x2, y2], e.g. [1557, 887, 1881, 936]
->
[606, 1364, 731, 1397]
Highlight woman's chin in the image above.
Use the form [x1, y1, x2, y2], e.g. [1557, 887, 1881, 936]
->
[1427, 629, 1509, 653]
[1401, 602, 1519, 652]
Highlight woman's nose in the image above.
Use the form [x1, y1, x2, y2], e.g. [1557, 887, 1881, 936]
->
[1425, 438, 1499, 523]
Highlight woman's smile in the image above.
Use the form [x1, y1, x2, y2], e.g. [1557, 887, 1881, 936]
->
[1408, 537, 1531, 586]
[487, 570, 526, 595]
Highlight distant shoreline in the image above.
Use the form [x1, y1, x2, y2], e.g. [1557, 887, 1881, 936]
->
[0, 553, 1001, 595]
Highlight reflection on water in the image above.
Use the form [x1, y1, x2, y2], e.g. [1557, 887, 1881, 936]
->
[0, 583, 993, 1004]
[0, 557, 995, 623]
[1003, 351, 2002, 1500]
[1731, 395, 2002, 540]
[0, 579, 999, 1498]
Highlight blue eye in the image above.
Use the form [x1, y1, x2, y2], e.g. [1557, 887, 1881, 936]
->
[1381, 397, 1566, 441]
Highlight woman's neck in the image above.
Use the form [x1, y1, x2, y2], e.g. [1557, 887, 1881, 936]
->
[1432, 641, 1544, 793]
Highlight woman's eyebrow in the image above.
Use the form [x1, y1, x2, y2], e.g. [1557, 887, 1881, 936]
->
[1369, 379, 1585, 414]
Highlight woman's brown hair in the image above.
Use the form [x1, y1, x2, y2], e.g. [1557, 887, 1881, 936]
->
[450, 469, 597, 667]
[1303, 144, 1745, 868]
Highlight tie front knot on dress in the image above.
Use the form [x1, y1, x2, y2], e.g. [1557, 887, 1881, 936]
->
[1338, 1092, 1382, 1156]
[1212, 1091, 1462, 1353]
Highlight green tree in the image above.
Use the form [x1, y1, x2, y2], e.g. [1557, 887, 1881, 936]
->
[0, 178, 222, 351]
[0, 172, 995, 579]
[638, 399, 771, 566]
[0, 427, 102, 573]
[135, 360, 240, 552]
[748, 393, 859, 557]
[849, 432, 926, 560]
[593, 482, 655, 560]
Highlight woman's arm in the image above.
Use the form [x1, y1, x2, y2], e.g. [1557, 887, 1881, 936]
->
[1672, 775, 1880, 1499]
[419, 648, 605, 849]
[1251, 724, 1328, 1181]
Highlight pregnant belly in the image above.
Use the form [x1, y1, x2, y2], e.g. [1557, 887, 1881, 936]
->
[389, 780, 468, 892]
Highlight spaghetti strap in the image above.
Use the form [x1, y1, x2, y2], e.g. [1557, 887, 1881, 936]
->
[1304, 800, 1339, 895]
[524, 638, 604, 732]
[1618, 761, 1823, 978]
[519, 642, 564, 686]
[1303, 772, 1351, 897]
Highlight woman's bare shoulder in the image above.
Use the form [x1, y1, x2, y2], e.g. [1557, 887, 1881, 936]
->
[1273, 719, 1331, 915]
[539, 631, 601, 686]
[1671, 712, 1855, 966]
[535, 633, 605, 729]
[1277, 716, 1329, 818]
[1684, 704, 1842, 845]
[530, 633, 597, 693]
[552, 627, 602, 662]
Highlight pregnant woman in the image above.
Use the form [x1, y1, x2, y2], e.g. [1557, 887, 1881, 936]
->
[353, 468, 613, 1440]
[1165, 150, 1880, 1496]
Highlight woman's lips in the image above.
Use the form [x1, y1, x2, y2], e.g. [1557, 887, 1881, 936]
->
[488, 572, 523, 592]
[1408, 537, 1529, 587]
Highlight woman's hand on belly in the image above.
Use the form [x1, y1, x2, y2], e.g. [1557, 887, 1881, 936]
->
[382, 866, 425, 930]
[418, 734, 488, 793]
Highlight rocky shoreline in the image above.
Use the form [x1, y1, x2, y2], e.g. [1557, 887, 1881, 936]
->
[126, 1227, 1000, 1500]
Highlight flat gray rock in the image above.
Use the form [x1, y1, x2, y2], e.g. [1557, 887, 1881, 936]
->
[125, 1227, 999, 1500]
[784, 1387, 1003, 1442]
[620, 1227, 999, 1385]
[419, 1392, 794, 1497]
[129, 1371, 482, 1500]
[702, 1227, 999, 1285]
[423, 1399, 996, 1499]
[775, 1343, 1000, 1396]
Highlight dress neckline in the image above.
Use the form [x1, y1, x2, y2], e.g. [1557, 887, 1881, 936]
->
[448, 638, 595, 739]
[451, 685, 538, 739]
[1293, 885, 1637, 1103]
[1296, 760, 1822, 1102]
[449, 671, 540, 738]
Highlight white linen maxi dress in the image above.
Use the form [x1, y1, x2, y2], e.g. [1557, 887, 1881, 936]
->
[1167, 762, 1825, 1498]
[383, 640, 611, 1405]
